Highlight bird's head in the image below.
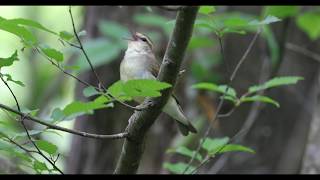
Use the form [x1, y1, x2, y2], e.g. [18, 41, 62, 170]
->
[123, 32, 153, 53]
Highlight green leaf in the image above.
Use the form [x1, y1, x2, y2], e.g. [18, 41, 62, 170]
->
[33, 160, 48, 172]
[51, 108, 65, 122]
[75, 38, 121, 72]
[35, 140, 57, 155]
[0, 50, 19, 68]
[0, 17, 37, 45]
[13, 151, 32, 163]
[83, 86, 100, 97]
[163, 162, 195, 174]
[218, 144, 255, 154]
[202, 137, 229, 155]
[296, 11, 320, 40]
[248, 76, 304, 94]
[188, 36, 216, 50]
[166, 146, 203, 162]
[224, 17, 250, 27]
[62, 95, 111, 117]
[263, 6, 300, 18]
[240, 95, 280, 108]
[59, 31, 74, 41]
[192, 82, 237, 98]
[40, 44, 64, 62]
[7, 18, 57, 35]
[123, 79, 172, 98]
[249, 15, 281, 26]
[133, 14, 172, 35]
[108, 80, 132, 101]
[199, 6, 216, 15]
[98, 20, 129, 40]
[62, 65, 80, 71]
[1, 73, 25, 87]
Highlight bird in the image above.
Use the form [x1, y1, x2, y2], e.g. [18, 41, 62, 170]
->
[120, 32, 197, 136]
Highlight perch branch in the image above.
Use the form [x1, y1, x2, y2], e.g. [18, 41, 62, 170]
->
[113, 6, 199, 174]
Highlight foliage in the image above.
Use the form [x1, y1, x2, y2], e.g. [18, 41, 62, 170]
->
[0, 6, 309, 174]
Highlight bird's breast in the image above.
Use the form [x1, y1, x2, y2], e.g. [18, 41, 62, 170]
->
[120, 53, 150, 81]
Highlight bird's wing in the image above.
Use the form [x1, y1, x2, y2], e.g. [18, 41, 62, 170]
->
[147, 53, 182, 106]
[146, 53, 160, 77]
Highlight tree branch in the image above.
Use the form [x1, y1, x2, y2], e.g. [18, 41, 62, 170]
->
[0, 103, 128, 140]
[113, 6, 199, 174]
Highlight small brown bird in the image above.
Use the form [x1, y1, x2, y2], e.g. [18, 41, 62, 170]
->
[120, 32, 197, 136]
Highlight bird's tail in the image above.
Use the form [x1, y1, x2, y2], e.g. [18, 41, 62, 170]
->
[163, 97, 197, 136]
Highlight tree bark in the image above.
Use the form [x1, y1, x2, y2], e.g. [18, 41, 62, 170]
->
[114, 6, 199, 174]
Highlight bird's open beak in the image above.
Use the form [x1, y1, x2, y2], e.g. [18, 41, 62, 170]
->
[122, 29, 138, 41]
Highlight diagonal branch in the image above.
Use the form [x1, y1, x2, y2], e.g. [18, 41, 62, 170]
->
[113, 6, 199, 174]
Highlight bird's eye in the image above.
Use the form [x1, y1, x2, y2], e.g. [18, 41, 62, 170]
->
[140, 37, 147, 42]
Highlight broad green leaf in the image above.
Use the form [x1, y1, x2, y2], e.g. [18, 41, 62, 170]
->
[13, 151, 32, 163]
[0, 50, 19, 68]
[75, 38, 121, 72]
[194, 19, 214, 30]
[296, 11, 320, 40]
[33, 160, 48, 172]
[240, 95, 280, 108]
[98, 20, 129, 40]
[133, 14, 172, 35]
[40, 44, 64, 62]
[166, 146, 203, 162]
[35, 140, 57, 155]
[202, 137, 229, 155]
[62, 95, 111, 117]
[188, 36, 216, 50]
[249, 15, 281, 26]
[192, 82, 237, 98]
[107, 80, 132, 101]
[163, 162, 195, 174]
[83, 86, 100, 97]
[199, 6, 216, 15]
[1, 73, 25, 87]
[218, 144, 255, 154]
[51, 108, 65, 121]
[59, 31, 74, 41]
[0, 18, 37, 45]
[123, 79, 172, 98]
[248, 76, 304, 94]
[7, 18, 57, 35]
[263, 6, 300, 18]
[224, 17, 250, 27]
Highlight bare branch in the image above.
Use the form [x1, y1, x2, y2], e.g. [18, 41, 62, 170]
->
[0, 74, 64, 174]
[183, 28, 262, 174]
[0, 103, 128, 140]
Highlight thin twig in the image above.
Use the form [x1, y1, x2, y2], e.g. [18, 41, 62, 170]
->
[69, 6, 105, 90]
[68, 6, 145, 111]
[0, 74, 64, 174]
[0, 103, 128, 140]
[183, 28, 262, 174]
[286, 43, 320, 63]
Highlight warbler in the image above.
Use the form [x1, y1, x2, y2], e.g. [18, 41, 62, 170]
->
[120, 32, 197, 136]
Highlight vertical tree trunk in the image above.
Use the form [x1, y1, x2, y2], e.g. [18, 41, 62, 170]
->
[65, 6, 179, 174]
